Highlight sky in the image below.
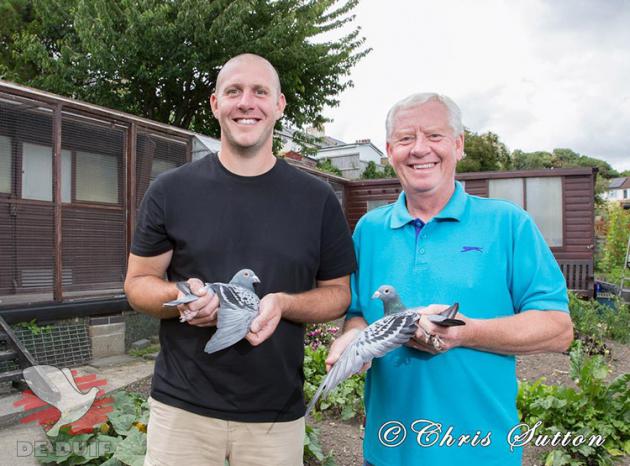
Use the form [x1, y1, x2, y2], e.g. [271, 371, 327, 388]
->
[322, 0, 630, 172]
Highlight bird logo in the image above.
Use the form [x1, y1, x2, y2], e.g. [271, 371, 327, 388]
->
[14, 365, 111, 436]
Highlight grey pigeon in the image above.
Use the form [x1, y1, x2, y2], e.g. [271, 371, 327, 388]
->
[163, 269, 261, 347]
[203, 269, 261, 354]
[164, 269, 260, 323]
[305, 285, 461, 416]
[22, 365, 99, 437]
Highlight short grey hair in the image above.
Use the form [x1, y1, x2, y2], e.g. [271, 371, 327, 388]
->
[385, 93, 463, 141]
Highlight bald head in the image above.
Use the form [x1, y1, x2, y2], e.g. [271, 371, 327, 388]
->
[215, 54, 282, 97]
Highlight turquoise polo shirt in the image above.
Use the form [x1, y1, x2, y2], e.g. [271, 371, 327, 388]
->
[348, 181, 568, 466]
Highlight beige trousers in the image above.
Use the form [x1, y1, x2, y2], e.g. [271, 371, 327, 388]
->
[144, 397, 304, 466]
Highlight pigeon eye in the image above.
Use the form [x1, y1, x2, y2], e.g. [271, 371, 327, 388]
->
[384, 289, 389, 294]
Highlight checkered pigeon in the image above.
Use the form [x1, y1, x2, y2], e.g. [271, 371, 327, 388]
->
[163, 269, 259, 323]
[203, 269, 261, 354]
[305, 285, 461, 416]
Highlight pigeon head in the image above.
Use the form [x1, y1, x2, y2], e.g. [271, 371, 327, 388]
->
[372, 285, 405, 315]
[230, 268, 261, 291]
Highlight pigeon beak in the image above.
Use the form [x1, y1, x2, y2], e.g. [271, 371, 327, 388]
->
[371, 290, 381, 299]
[252, 275, 261, 284]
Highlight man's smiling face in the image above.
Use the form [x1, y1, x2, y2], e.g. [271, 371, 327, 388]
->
[386, 100, 464, 198]
[211, 56, 286, 155]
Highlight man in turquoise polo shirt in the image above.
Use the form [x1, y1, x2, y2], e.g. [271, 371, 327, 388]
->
[326, 93, 573, 466]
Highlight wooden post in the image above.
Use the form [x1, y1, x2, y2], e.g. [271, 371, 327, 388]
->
[127, 123, 137, 255]
[52, 104, 63, 302]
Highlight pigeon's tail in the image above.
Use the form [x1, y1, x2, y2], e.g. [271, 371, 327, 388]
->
[163, 282, 213, 309]
[305, 364, 343, 417]
[425, 303, 465, 327]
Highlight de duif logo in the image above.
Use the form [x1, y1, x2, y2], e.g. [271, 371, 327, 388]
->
[13, 365, 113, 436]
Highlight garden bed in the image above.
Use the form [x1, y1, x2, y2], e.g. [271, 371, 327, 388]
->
[124, 340, 629, 466]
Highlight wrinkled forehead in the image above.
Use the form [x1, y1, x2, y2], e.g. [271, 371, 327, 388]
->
[391, 101, 451, 134]
[215, 56, 281, 95]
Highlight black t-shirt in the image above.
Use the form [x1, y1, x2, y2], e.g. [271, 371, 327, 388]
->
[130, 154, 356, 422]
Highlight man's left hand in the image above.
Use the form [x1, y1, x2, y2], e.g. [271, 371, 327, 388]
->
[246, 293, 285, 346]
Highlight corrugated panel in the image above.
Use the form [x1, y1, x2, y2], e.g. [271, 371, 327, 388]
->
[0, 94, 55, 299]
[136, 131, 188, 206]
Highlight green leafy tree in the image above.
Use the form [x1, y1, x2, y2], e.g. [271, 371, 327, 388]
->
[360, 160, 396, 179]
[1, 0, 369, 141]
[315, 158, 342, 176]
[599, 202, 630, 278]
[457, 130, 511, 173]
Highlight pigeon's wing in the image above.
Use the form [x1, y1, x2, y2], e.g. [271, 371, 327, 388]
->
[22, 365, 62, 406]
[306, 311, 419, 416]
[203, 283, 259, 354]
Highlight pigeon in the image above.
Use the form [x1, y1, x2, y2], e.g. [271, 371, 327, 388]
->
[305, 285, 462, 416]
[202, 269, 261, 354]
[164, 268, 262, 354]
[164, 269, 259, 323]
[22, 365, 99, 437]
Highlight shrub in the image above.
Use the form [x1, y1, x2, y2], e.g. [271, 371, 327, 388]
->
[517, 342, 630, 466]
[303, 344, 365, 421]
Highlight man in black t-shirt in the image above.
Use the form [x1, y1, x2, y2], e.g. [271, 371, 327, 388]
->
[124, 54, 356, 466]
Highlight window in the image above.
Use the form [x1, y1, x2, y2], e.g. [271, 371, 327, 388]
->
[488, 177, 563, 247]
[0, 135, 11, 193]
[367, 199, 390, 211]
[22, 142, 71, 202]
[150, 159, 177, 182]
[76, 151, 119, 203]
[526, 178, 563, 247]
[488, 178, 524, 207]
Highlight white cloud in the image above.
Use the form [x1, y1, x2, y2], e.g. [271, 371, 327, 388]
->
[323, 0, 630, 171]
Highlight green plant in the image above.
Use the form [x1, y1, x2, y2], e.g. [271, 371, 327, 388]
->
[316, 158, 343, 177]
[303, 345, 365, 420]
[40, 391, 148, 465]
[128, 344, 160, 358]
[569, 292, 630, 346]
[14, 319, 53, 336]
[305, 323, 339, 350]
[517, 341, 630, 466]
[304, 424, 337, 466]
[598, 203, 630, 276]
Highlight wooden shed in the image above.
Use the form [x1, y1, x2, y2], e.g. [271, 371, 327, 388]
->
[345, 169, 596, 295]
[0, 80, 596, 324]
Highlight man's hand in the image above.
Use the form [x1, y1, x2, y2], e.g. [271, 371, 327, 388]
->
[179, 278, 220, 327]
[325, 328, 370, 373]
[406, 304, 469, 354]
[246, 293, 284, 346]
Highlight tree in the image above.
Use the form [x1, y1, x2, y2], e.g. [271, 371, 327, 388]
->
[457, 130, 511, 173]
[360, 160, 396, 179]
[1, 0, 369, 141]
[512, 148, 619, 204]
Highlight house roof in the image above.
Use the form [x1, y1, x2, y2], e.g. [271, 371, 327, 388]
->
[608, 177, 630, 189]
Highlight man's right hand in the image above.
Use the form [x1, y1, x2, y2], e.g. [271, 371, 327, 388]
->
[178, 278, 219, 327]
[325, 328, 371, 373]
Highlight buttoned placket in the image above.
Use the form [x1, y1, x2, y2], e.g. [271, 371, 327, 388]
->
[413, 218, 429, 269]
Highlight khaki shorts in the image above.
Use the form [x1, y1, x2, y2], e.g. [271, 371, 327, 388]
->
[144, 397, 305, 466]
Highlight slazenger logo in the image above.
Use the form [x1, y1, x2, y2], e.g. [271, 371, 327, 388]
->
[460, 246, 483, 253]
[13, 365, 113, 436]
